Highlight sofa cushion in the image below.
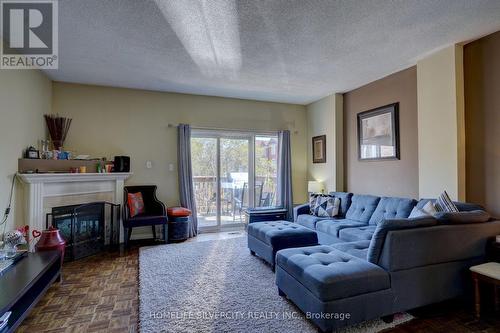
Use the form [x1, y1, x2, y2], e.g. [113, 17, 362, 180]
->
[328, 192, 353, 218]
[296, 214, 331, 230]
[434, 210, 491, 224]
[345, 195, 381, 223]
[369, 197, 417, 225]
[367, 216, 438, 264]
[331, 241, 370, 260]
[316, 219, 367, 237]
[276, 246, 390, 301]
[339, 226, 377, 242]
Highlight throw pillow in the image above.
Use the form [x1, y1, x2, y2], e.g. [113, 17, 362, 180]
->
[312, 195, 340, 217]
[408, 207, 429, 218]
[422, 201, 438, 215]
[409, 201, 439, 218]
[309, 193, 320, 215]
[128, 192, 145, 217]
[435, 191, 459, 213]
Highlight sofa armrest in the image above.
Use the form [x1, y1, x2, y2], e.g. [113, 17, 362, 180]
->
[377, 220, 500, 271]
[293, 203, 310, 222]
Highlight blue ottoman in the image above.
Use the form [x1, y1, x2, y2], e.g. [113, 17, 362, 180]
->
[247, 220, 318, 271]
[275, 246, 393, 332]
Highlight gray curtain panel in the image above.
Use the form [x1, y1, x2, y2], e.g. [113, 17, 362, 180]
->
[177, 124, 198, 237]
[277, 130, 293, 220]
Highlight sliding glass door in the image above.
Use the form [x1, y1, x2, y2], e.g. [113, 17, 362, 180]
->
[191, 130, 278, 232]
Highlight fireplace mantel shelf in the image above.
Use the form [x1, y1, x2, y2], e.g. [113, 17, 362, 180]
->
[17, 172, 132, 184]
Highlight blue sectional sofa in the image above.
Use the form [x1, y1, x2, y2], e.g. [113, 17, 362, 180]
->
[275, 192, 500, 332]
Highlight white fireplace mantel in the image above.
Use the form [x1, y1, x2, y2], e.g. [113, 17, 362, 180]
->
[17, 173, 131, 184]
[17, 172, 132, 248]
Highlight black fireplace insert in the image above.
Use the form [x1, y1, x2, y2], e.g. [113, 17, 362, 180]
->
[46, 202, 120, 261]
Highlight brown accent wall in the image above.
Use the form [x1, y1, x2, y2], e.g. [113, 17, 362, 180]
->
[344, 67, 418, 198]
[464, 31, 500, 217]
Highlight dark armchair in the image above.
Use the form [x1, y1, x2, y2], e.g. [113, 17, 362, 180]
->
[123, 185, 168, 246]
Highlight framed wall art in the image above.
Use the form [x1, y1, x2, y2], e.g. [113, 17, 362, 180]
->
[357, 103, 400, 161]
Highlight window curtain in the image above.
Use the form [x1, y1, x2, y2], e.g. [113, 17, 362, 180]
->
[177, 124, 198, 237]
[277, 130, 293, 220]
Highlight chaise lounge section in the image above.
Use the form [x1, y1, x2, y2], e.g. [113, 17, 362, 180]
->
[273, 192, 500, 332]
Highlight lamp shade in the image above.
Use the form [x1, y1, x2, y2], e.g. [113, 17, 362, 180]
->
[308, 181, 324, 193]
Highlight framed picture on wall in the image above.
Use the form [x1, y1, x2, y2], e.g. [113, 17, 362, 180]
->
[312, 135, 326, 163]
[357, 103, 400, 161]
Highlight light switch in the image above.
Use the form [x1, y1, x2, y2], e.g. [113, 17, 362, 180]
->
[169, 163, 174, 172]
[146, 160, 152, 169]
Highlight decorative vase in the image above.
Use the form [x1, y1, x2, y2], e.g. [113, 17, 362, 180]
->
[32, 227, 66, 263]
[52, 140, 63, 151]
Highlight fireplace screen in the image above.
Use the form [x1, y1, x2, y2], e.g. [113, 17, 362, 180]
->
[46, 202, 120, 261]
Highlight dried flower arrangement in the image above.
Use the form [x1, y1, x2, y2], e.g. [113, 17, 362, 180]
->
[44, 114, 72, 150]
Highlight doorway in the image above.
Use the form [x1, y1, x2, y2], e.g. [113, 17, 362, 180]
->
[191, 130, 278, 232]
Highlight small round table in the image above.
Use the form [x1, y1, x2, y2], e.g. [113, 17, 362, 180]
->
[470, 262, 500, 319]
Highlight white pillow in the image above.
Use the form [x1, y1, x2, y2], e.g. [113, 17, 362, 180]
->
[422, 201, 438, 215]
[408, 201, 438, 218]
[409, 207, 428, 218]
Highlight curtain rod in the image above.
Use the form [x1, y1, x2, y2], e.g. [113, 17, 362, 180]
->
[167, 123, 297, 134]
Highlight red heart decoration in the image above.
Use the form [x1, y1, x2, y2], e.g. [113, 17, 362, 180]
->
[32, 230, 42, 239]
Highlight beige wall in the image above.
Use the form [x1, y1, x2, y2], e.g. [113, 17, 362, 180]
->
[0, 70, 52, 231]
[344, 67, 419, 198]
[52, 83, 308, 209]
[417, 45, 465, 200]
[306, 94, 343, 192]
[464, 30, 500, 217]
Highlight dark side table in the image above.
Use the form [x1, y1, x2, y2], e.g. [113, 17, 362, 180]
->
[244, 207, 288, 224]
[486, 239, 500, 262]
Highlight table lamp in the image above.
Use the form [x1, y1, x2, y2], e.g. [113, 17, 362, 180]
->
[308, 181, 324, 194]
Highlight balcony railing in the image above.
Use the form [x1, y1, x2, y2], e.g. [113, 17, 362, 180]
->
[193, 176, 277, 218]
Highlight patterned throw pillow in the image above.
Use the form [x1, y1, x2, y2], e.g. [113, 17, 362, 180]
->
[309, 193, 321, 215]
[435, 191, 459, 213]
[128, 192, 145, 217]
[310, 194, 340, 217]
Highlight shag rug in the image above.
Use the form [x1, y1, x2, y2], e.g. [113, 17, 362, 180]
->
[139, 236, 413, 333]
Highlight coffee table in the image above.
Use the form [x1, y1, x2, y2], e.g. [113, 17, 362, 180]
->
[470, 262, 500, 319]
[0, 251, 61, 332]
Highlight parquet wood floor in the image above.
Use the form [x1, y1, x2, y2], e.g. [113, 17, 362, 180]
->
[17, 246, 139, 333]
[15, 232, 500, 333]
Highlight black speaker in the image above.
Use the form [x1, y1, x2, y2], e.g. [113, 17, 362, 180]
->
[113, 156, 130, 172]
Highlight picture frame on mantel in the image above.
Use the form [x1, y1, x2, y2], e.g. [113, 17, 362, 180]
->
[357, 102, 400, 161]
[312, 135, 326, 163]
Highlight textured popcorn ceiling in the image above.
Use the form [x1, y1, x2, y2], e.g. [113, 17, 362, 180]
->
[44, 0, 500, 105]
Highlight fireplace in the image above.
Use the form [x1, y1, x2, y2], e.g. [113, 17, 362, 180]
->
[46, 202, 120, 261]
